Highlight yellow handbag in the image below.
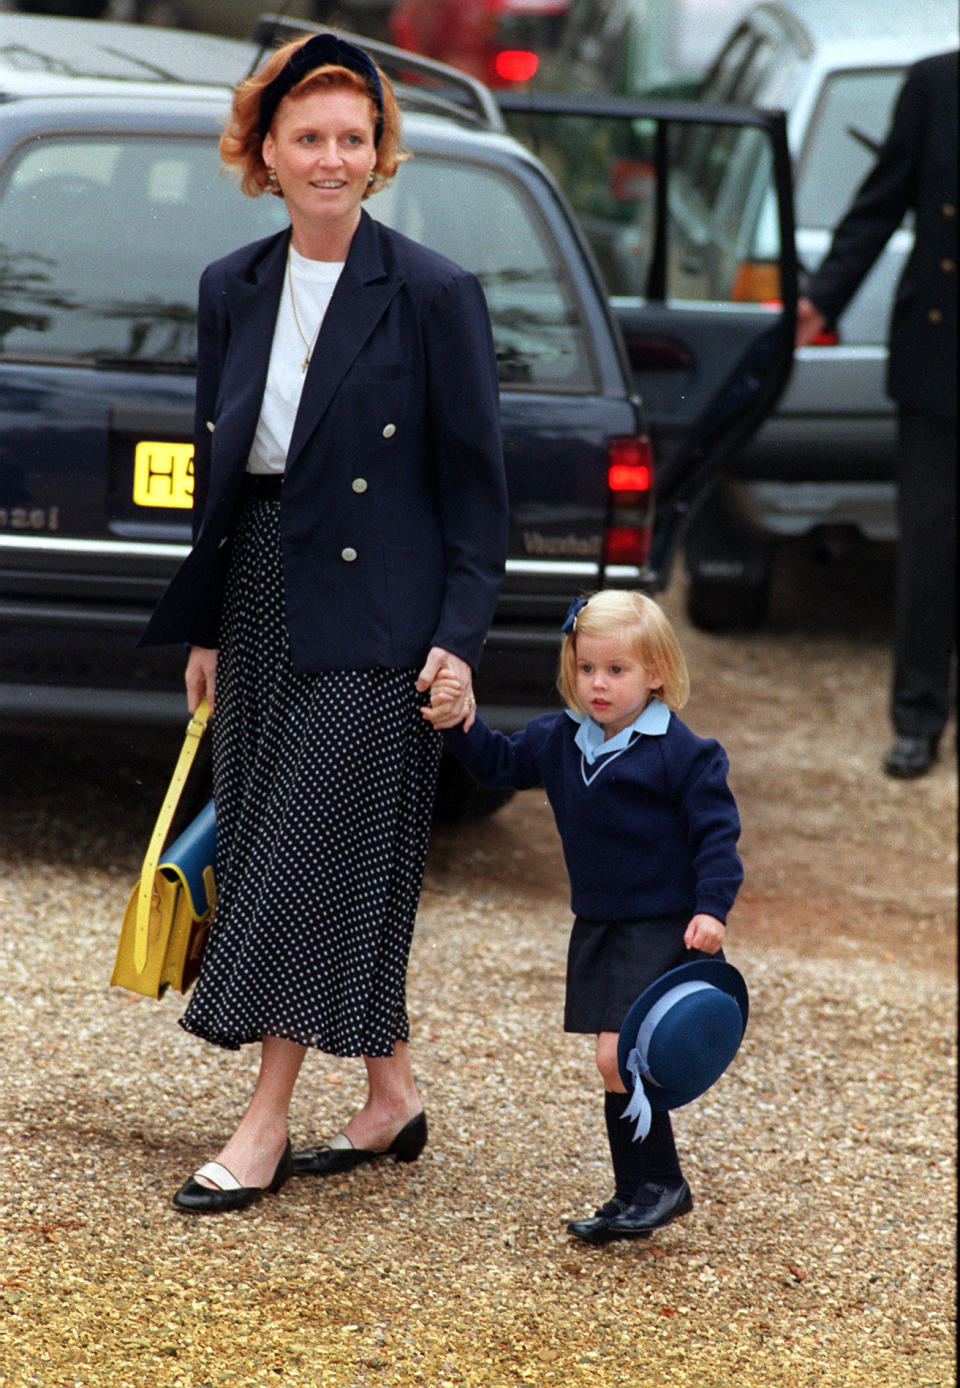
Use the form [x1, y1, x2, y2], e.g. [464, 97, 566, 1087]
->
[111, 699, 217, 999]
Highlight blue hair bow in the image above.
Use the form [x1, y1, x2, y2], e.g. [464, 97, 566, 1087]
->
[561, 597, 587, 635]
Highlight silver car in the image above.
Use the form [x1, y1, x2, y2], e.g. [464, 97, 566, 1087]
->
[677, 0, 958, 628]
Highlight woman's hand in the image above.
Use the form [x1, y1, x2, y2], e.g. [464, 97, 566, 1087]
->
[421, 670, 466, 729]
[185, 646, 218, 715]
[416, 646, 477, 730]
[684, 913, 726, 954]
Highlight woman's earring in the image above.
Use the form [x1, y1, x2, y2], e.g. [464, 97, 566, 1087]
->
[266, 166, 278, 191]
[368, 169, 376, 186]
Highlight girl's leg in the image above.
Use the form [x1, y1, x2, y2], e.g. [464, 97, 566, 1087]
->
[595, 1032, 644, 1201]
[596, 1031, 683, 1196]
[340, 1040, 423, 1151]
[199, 1034, 306, 1189]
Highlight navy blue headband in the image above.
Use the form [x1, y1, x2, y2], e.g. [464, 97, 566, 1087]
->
[257, 34, 385, 144]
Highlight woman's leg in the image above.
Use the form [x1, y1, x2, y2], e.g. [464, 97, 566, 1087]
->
[340, 1040, 423, 1151]
[199, 1034, 306, 1188]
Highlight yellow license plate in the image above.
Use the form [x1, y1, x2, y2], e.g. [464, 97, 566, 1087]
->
[133, 441, 195, 509]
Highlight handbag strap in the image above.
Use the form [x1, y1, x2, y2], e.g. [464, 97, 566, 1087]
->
[134, 698, 211, 972]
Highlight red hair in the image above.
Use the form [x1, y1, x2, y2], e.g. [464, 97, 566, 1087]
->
[219, 35, 407, 199]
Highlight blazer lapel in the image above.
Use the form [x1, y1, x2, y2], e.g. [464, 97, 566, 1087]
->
[285, 212, 402, 471]
[216, 231, 288, 461]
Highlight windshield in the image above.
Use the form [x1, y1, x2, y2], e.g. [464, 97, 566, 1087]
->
[0, 134, 595, 390]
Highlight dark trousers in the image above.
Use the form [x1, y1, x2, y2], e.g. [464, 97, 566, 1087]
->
[892, 410, 957, 739]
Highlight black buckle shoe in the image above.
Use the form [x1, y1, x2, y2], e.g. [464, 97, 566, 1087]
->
[567, 1196, 635, 1245]
[605, 1179, 693, 1237]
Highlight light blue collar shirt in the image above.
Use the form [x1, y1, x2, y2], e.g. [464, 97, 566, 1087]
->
[566, 697, 671, 766]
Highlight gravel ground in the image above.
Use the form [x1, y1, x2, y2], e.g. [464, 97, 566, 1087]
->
[0, 544, 956, 1388]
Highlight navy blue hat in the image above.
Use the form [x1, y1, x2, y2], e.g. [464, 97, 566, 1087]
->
[617, 959, 748, 1140]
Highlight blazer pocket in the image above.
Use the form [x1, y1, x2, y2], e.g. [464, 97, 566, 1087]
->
[384, 544, 443, 637]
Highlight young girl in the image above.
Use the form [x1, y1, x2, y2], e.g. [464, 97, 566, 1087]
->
[425, 590, 743, 1243]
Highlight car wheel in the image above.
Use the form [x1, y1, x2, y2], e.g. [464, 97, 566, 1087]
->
[686, 570, 771, 632]
[683, 482, 774, 632]
[433, 750, 514, 823]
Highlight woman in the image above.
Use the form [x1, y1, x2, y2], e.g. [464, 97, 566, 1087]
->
[141, 32, 508, 1213]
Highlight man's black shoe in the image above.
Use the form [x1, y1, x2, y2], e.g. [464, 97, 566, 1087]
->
[883, 735, 937, 778]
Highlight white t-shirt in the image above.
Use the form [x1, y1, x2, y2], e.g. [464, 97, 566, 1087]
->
[246, 245, 344, 474]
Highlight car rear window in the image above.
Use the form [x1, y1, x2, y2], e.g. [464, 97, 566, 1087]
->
[796, 68, 905, 228]
[0, 133, 594, 390]
[374, 155, 595, 389]
[0, 135, 288, 367]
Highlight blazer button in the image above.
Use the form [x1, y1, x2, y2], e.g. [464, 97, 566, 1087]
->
[943, 204, 956, 218]
[928, 309, 943, 324]
[351, 477, 368, 493]
[382, 423, 396, 438]
[341, 547, 358, 562]
[941, 259, 955, 274]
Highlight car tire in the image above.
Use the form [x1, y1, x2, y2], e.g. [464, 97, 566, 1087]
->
[433, 750, 514, 823]
[683, 482, 774, 632]
[686, 571, 771, 632]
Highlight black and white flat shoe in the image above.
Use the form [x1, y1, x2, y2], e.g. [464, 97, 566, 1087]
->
[292, 1111, 427, 1176]
[172, 1141, 293, 1214]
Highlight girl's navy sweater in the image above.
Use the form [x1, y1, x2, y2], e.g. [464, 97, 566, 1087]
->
[444, 710, 743, 923]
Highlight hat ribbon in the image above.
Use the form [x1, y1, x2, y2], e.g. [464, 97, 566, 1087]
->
[622, 980, 713, 1142]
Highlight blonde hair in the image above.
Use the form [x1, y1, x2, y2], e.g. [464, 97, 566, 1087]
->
[219, 35, 407, 199]
[557, 590, 690, 714]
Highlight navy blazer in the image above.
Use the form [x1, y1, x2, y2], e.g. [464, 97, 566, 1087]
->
[141, 209, 509, 671]
[805, 50, 958, 423]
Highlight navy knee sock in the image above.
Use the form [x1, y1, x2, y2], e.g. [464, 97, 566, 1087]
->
[604, 1090, 683, 1201]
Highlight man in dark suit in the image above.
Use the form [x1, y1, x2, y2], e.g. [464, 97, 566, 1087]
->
[796, 49, 958, 778]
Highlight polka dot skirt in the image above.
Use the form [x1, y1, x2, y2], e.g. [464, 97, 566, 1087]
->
[179, 495, 443, 1057]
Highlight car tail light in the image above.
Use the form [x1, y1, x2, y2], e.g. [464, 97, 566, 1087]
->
[603, 436, 654, 568]
[803, 325, 840, 346]
[730, 260, 782, 307]
[494, 49, 539, 82]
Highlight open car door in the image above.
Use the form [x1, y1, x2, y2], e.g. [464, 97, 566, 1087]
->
[496, 90, 797, 588]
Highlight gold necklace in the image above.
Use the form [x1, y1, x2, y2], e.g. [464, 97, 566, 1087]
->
[287, 256, 321, 373]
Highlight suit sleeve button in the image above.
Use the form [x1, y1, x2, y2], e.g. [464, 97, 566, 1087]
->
[928, 309, 943, 323]
[382, 423, 396, 438]
[341, 547, 358, 562]
[351, 477, 368, 493]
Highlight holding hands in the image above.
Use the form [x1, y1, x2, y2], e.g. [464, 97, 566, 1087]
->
[416, 646, 477, 731]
